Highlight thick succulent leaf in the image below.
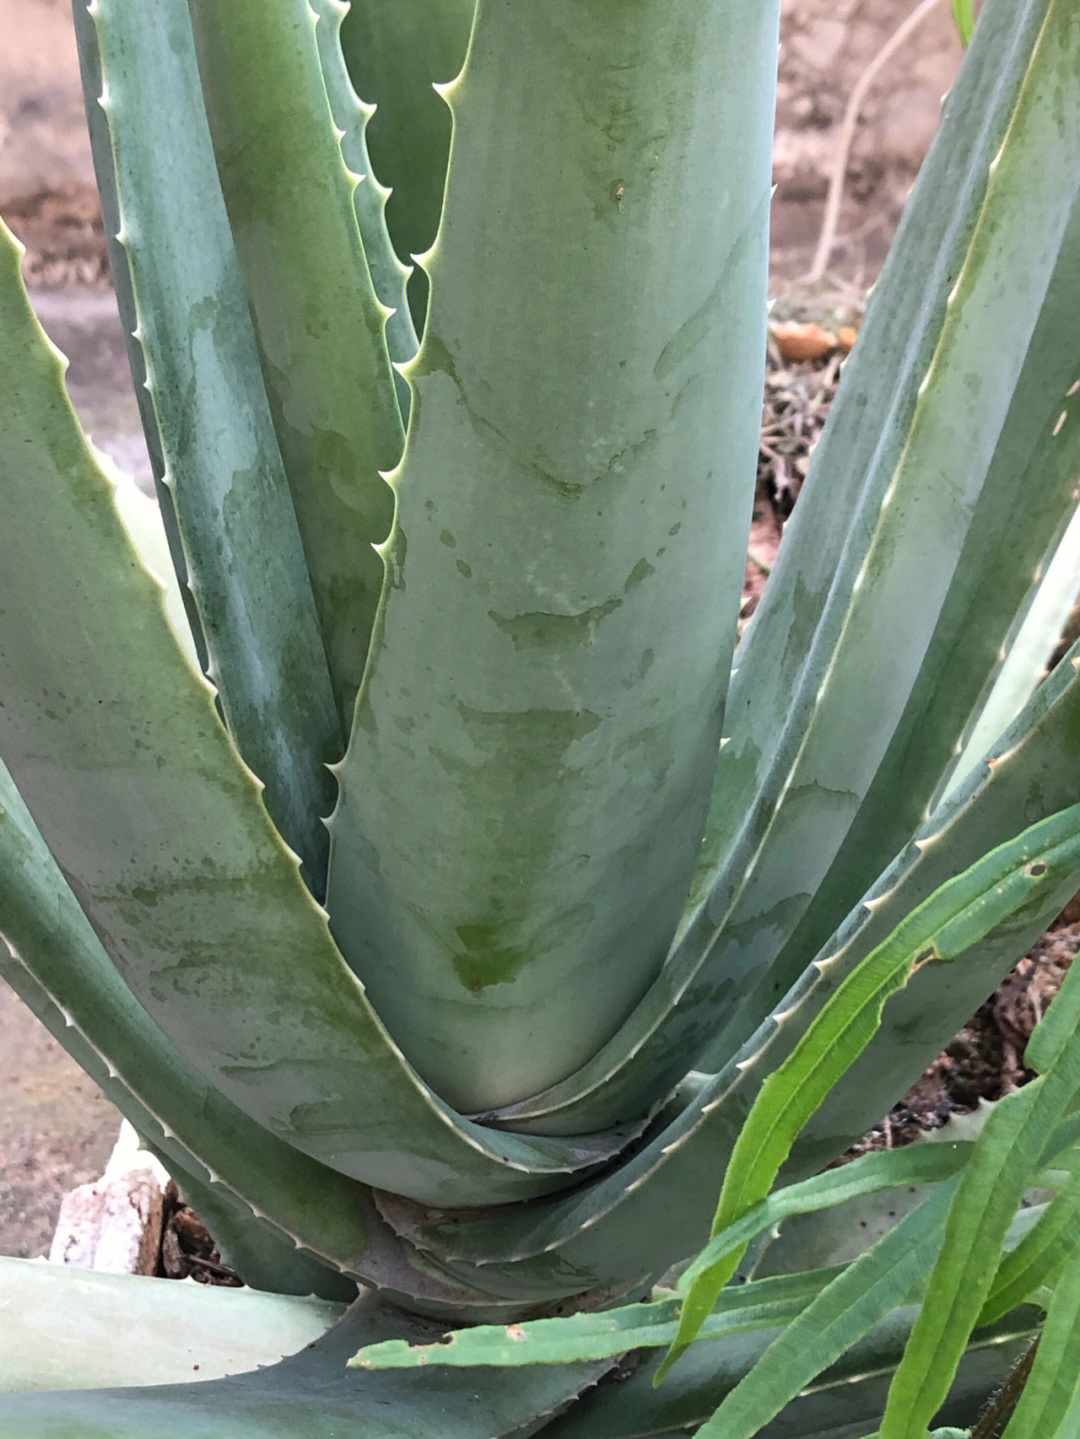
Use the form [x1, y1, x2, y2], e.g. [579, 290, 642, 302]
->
[372, 802, 1080, 1302]
[308, 0, 418, 397]
[693, 0, 1080, 1067]
[338, 0, 474, 327]
[83, 0, 344, 885]
[0, 760, 466, 1307]
[186, 0, 404, 729]
[0, 1259, 344, 1393]
[0, 1285, 611, 1438]
[327, 0, 778, 1114]
[69, 0, 209, 673]
[3, 936, 578, 1319]
[945, 493, 1080, 800]
[494, 0, 1080, 1134]
[0, 230, 634, 1210]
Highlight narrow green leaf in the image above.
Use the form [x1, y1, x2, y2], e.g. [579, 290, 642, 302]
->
[678, 1143, 973, 1298]
[187, 0, 404, 729]
[878, 949, 1080, 1437]
[952, 0, 976, 44]
[1002, 1260, 1080, 1436]
[352, 1268, 838, 1371]
[661, 806, 1080, 1376]
[978, 1160, 1080, 1326]
[692, 1182, 957, 1436]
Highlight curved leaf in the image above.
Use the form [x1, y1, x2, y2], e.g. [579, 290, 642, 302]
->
[86, 0, 344, 884]
[0, 228, 635, 1210]
[186, 0, 404, 727]
[327, 0, 778, 1114]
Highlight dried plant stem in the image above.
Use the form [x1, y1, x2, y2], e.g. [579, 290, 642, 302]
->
[809, 0, 946, 283]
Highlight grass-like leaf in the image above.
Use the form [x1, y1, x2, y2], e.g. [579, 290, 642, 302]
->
[877, 937, 1080, 1435]
[658, 803, 1080, 1379]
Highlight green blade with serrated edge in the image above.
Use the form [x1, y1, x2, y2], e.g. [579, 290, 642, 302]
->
[676, 1143, 973, 1301]
[0, 756, 516, 1311]
[0, 1285, 612, 1438]
[338, 0, 474, 329]
[367, 797, 1080, 1304]
[69, 0, 209, 676]
[0, 223, 638, 1210]
[0, 1258, 345, 1394]
[85, 0, 344, 887]
[877, 951, 1080, 1437]
[308, 0, 417, 404]
[490, 0, 1080, 1136]
[944, 495, 1080, 802]
[186, 0, 403, 730]
[327, 0, 777, 1115]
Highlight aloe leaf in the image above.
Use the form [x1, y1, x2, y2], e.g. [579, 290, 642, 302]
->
[326, 0, 779, 1114]
[82, 1, 343, 885]
[371, 804, 1080, 1303]
[186, 0, 404, 727]
[308, 0, 418, 395]
[0, 1259, 344, 1393]
[0, 941, 364, 1303]
[0, 1286, 612, 1438]
[944, 495, 1080, 800]
[492, 0, 1080, 1135]
[0, 231, 634, 1210]
[877, 953, 1080, 1437]
[338, 0, 474, 327]
[682, 0, 1080, 1079]
[69, 0, 209, 674]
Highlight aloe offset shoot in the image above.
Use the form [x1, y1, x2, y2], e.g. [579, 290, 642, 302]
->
[2, 0, 1080, 1436]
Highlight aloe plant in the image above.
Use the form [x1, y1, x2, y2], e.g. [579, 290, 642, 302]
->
[2, 0, 1080, 1433]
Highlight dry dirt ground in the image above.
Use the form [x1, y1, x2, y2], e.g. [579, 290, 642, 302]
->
[6, 0, 1055, 1263]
